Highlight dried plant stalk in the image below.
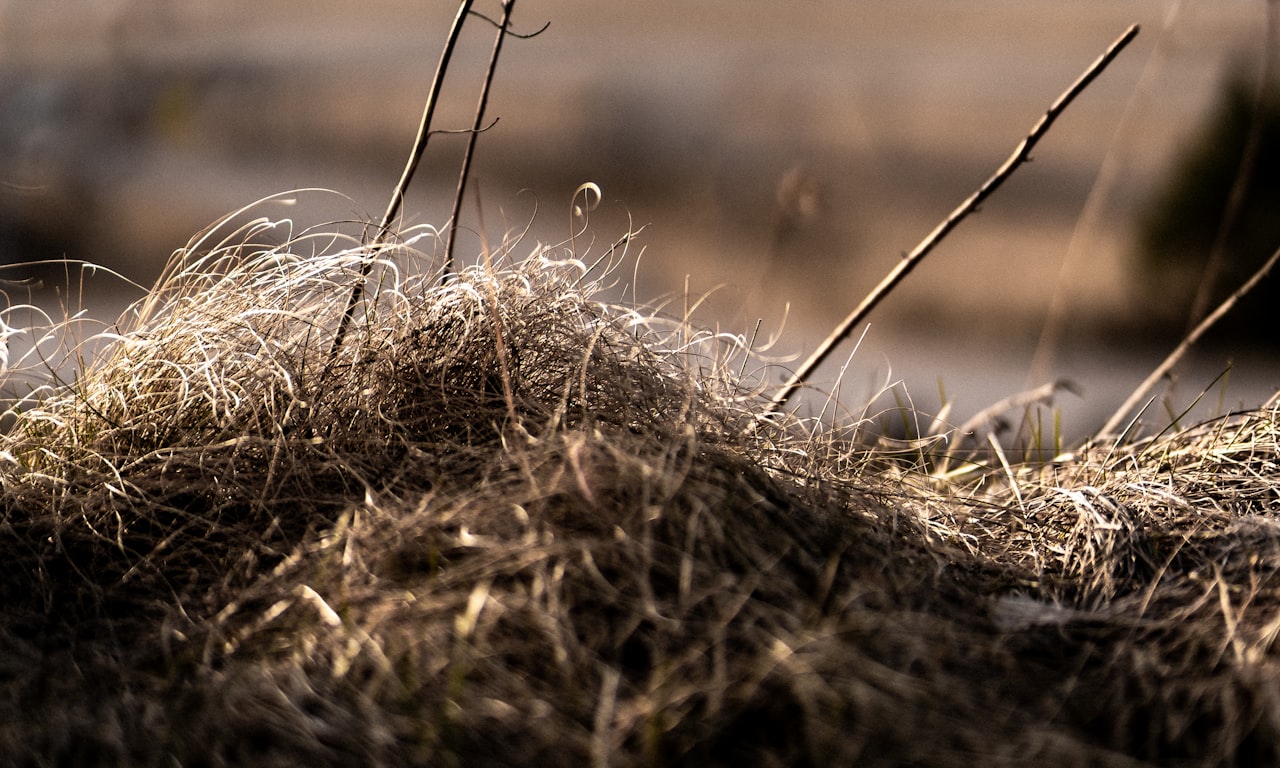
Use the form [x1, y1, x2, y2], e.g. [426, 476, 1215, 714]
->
[767, 24, 1140, 413]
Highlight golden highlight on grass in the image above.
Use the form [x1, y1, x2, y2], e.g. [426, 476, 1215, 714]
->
[0, 195, 1279, 766]
[3, 6, 1280, 767]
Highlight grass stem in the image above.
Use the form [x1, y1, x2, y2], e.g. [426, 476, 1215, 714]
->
[327, 0, 475, 367]
[444, 1, 519, 275]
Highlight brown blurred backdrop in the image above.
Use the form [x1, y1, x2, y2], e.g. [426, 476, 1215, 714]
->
[0, 0, 1275, 438]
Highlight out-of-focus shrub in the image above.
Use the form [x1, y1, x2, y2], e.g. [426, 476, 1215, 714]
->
[1136, 67, 1280, 346]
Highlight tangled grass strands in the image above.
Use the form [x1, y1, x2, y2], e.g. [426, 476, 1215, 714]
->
[3, 189, 1280, 764]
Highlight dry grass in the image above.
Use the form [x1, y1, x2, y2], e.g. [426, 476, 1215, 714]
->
[0, 189, 1277, 767]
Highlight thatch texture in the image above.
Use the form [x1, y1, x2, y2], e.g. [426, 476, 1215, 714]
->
[2, 203, 1279, 766]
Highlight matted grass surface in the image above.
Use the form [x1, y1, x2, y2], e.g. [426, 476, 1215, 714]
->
[1, 197, 1278, 766]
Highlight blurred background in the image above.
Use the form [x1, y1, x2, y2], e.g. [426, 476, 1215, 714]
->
[1, 0, 1277, 441]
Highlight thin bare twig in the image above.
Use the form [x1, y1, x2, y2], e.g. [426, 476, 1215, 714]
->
[467, 10, 549, 38]
[765, 24, 1140, 414]
[445, 0, 517, 274]
[1096, 241, 1280, 439]
[327, 0, 475, 365]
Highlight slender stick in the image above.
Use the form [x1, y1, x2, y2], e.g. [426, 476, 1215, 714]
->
[765, 24, 1140, 413]
[1095, 241, 1280, 439]
[444, 0, 516, 275]
[377, 0, 475, 239]
[328, 0, 475, 365]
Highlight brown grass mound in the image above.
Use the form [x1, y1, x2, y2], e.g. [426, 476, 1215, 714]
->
[2, 197, 1280, 766]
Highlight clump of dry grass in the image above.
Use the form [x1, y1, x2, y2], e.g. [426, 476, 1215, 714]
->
[2, 189, 1280, 767]
[983, 403, 1280, 764]
[4, 12, 1280, 764]
[0, 200, 937, 765]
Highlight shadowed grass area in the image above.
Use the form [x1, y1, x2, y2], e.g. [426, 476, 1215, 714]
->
[0, 192, 1278, 767]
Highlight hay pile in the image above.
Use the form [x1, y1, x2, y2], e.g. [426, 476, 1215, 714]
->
[1, 201, 1279, 767]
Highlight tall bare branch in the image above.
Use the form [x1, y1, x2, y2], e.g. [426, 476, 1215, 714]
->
[1096, 241, 1280, 440]
[766, 24, 1140, 414]
[444, 0, 518, 274]
[328, 0, 475, 365]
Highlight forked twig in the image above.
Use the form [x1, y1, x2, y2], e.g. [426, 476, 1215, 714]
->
[376, 0, 475, 239]
[765, 24, 1140, 413]
[444, 0, 521, 273]
[1095, 241, 1280, 439]
[327, 0, 475, 366]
